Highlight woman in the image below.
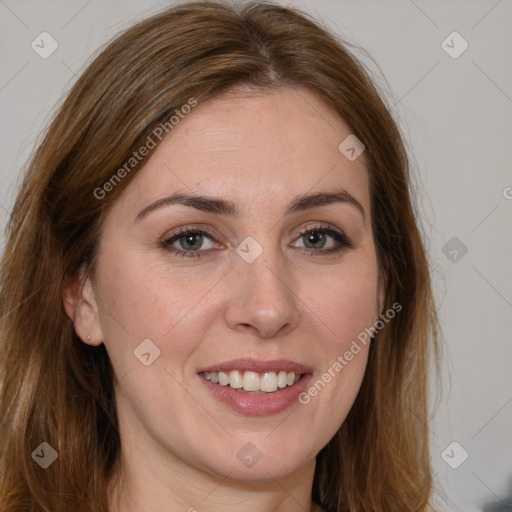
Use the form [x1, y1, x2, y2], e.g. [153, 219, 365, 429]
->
[0, 1, 440, 511]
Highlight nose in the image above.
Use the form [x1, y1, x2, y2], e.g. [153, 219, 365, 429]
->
[223, 247, 301, 339]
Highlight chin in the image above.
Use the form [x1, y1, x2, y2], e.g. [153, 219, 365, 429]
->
[206, 433, 318, 482]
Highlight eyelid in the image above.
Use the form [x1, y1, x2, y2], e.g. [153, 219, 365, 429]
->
[293, 223, 354, 250]
[160, 225, 221, 250]
[161, 224, 221, 243]
[160, 221, 353, 258]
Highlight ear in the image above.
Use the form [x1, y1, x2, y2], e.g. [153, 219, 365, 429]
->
[62, 267, 103, 346]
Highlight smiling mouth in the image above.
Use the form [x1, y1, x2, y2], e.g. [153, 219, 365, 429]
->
[200, 370, 303, 394]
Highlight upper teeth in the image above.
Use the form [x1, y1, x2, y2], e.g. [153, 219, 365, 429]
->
[203, 370, 300, 392]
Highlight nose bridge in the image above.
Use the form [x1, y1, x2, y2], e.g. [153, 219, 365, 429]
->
[224, 237, 300, 338]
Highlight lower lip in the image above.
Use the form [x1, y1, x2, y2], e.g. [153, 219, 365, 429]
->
[199, 374, 312, 416]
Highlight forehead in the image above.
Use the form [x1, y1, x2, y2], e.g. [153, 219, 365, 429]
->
[117, 86, 369, 217]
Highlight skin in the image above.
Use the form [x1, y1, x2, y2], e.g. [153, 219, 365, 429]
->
[63, 86, 384, 512]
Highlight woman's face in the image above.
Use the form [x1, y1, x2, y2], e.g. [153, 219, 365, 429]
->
[83, 86, 384, 482]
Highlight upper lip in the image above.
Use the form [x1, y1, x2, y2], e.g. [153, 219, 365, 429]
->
[197, 358, 313, 374]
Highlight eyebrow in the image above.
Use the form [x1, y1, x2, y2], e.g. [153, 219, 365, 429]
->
[134, 189, 365, 222]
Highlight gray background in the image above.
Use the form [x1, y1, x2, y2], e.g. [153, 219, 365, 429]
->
[0, 1, 511, 510]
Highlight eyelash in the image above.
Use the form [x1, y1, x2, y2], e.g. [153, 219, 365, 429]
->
[160, 224, 353, 259]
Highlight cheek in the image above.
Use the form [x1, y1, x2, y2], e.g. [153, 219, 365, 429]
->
[294, 256, 378, 414]
[95, 234, 379, 362]
[93, 247, 222, 370]
[300, 256, 379, 345]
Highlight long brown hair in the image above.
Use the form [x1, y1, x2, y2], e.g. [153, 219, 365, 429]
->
[0, 1, 440, 510]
